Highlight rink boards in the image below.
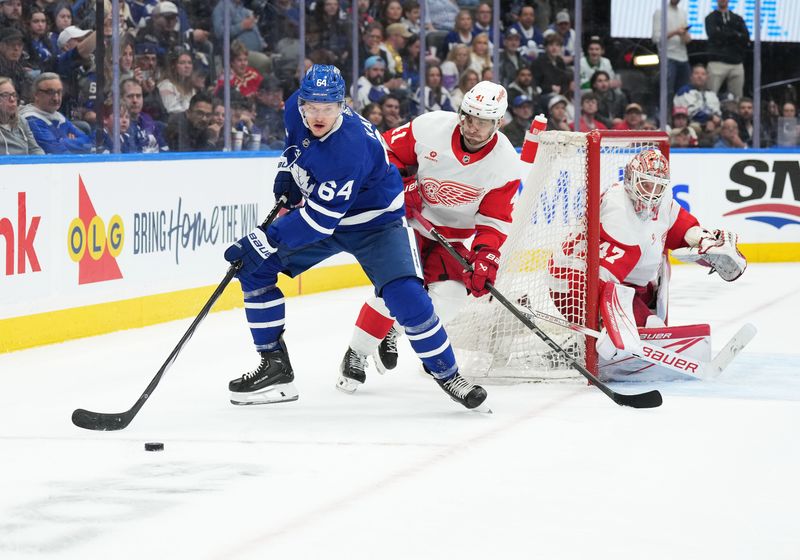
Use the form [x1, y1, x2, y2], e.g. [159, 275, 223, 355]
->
[1, 149, 798, 353]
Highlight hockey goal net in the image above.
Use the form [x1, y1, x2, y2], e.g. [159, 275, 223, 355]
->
[447, 130, 669, 383]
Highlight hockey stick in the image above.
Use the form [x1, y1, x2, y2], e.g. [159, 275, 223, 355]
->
[71, 196, 288, 431]
[410, 210, 662, 409]
[521, 308, 756, 380]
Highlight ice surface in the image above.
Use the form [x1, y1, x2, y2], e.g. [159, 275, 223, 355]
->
[0, 263, 798, 559]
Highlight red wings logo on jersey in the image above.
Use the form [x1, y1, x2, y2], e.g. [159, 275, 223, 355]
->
[420, 178, 485, 206]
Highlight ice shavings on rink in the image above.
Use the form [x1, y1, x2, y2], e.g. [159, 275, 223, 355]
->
[0, 262, 798, 559]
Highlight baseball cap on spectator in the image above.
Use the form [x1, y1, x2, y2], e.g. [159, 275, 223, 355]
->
[135, 41, 159, 55]
[555, 11, 570, 24]
[672, 106, 689, 117]
[58, 26, 91, 49]
[548, 94, 568, 109]
[386, 23, 412, 38]
[152, 1, 179, 16]
[504, 28, 520, 41]
[586, 35, 603, 49]
[625, 103, 643, 114]
[513, 95, 533, 108]
[0, 27, 23, 43]
[364, 55, 386, 71]
[260, 76, 282, 92]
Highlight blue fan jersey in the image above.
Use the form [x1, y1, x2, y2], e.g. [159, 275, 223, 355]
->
[267, 91, 406, 250]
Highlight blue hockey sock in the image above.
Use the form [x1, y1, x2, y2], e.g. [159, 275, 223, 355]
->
[382, 277, 458, 379]
[242, 284, 285, 351]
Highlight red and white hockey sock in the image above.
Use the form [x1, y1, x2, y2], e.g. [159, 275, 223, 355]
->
[350, 298, 396, 356]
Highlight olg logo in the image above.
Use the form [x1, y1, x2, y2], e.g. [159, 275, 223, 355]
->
[67, 176, 124, 285]
[67, 214, 124, 261]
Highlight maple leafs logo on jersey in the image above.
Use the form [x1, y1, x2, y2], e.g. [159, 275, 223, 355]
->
[420, 179, 484, 206]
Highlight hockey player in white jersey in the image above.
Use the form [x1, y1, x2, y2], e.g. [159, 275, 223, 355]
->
[548, 149, 747, 377]
[224, 65, 488, 410]
[337, 81, 522, 393]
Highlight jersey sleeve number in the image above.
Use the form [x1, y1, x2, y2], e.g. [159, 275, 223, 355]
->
[318, 180, 354, 201]
[599, 241, 625, 263]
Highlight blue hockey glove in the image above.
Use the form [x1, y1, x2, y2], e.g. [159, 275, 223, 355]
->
[273, 153, 304, 208]
[224, 226, 277, 277]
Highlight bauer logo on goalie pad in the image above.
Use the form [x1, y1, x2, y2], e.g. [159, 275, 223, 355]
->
[640, 346, 698, 373]
[420, 179, 484, 207]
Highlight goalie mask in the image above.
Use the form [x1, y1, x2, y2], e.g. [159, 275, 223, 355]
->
[623, 149, 670, 220]
[459, 81, 508, 150]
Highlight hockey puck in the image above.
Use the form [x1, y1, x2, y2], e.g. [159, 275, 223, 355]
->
[144, 442, 164, 452]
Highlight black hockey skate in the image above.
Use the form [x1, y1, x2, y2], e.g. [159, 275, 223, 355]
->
[436, 372, 488, 410]
[336, 347, 368, 394]
[229, 337, 298, 405]
[373, 326, 399, 374]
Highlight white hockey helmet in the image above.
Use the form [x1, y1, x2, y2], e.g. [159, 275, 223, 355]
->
[460, 80, 508, 121]
[623, 149, 670, 219]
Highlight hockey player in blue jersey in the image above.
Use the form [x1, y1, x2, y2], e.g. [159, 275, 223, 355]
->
[224, 64, 488, 410]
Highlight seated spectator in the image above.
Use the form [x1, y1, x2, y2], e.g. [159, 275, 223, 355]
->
[669, 125, 698, 147]
[212, 0, 270, 74]
[99, 100, 137, 153]
[415, 64, 454, 112]
[379, 93, 406, 131]
[354, 55, 390, 112]
[570, 91, 607, 132]
[359, 22, 389, 71]
[0, 77, 44, 155]
[165, 91, 219, 152]
[737, 97, 754, 146]
[0, 0, 22, 29]
[19, 72, 92, 154]
[380, 0, 405, 29]
[254, 76, 285, 149]
[384, 23, 412, 82]
[49, 3, 72, 55]
[498, 29, 524, 88]
[213, 40, 262, 99]
[670, 105, 690, 131]
[509, 4, 543, 62]
[674, 63, 721, 126]
[468, 32, 493, 76]
[473, 2, 493, 36]
[54, 25, 96, 120]
[307, 0, 352, 71]
[441, 44, 471, 92]
[399, 33, 423, 91]
[546, 94, 570, 131]
[532, 33, 571, 102]
[450, 68, 479, 109]
[362, 102, 384, 129]
[591, 70, 627, 126]
[137, 1, 185, 57]
[507, 66, 539, 109]
[442, 8, 474, 60]
[0, 27, 31, 101]
[502, 94, 534, 147]
[158, 49, 196, 114]
[548, 10, 576, 66]
[229, 92, 259, 150]
[121, 77, 167, 152]
[25, 6, 55, 74]
[715, 117, 746, 148]
[401, 0, 421, 35]
[613, 103, 646, 131]
[579, 36, 619, 90]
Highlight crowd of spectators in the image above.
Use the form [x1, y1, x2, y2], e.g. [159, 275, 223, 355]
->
[0, 0, 797, 156]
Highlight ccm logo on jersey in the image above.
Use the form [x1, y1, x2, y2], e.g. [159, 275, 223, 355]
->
[641, 346, 698, 373]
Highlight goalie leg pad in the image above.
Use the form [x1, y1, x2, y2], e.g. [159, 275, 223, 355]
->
[598, 283, 644, 360]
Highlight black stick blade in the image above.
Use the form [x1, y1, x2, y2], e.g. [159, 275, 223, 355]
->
[612, 389, 663, 409]
[72, 408, 133, 431]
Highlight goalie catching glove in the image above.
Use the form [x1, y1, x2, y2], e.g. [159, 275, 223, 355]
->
[462, 246, 500, 297]
[224, 226, 278, 279]
[673, 227, 747, 282]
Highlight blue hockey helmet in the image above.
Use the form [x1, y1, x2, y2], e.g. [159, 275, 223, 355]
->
[299, 64, 345, 104]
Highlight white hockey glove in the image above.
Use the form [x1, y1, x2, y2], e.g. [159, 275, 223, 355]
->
[673, 227, 747, 282]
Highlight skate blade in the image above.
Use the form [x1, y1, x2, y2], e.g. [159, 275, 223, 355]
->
[335, 376, 362, 394]
[230, 382, 299, 405]
[471, 404, 493, 414]
[371, 353, 387, 375]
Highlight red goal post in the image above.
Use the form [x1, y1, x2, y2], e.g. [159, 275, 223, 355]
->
[447, 129, 670, 383]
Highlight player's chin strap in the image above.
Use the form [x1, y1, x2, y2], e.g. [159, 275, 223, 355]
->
[673, 227, 747, 282]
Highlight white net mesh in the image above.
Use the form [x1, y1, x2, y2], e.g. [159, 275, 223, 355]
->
[447, 130, 665, 383]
